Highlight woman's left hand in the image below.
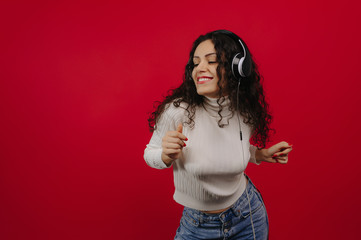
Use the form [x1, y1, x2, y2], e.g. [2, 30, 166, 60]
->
[256, 141, 293, 164]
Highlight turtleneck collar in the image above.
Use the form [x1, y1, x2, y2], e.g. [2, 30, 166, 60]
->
[203, 96, 233, 118]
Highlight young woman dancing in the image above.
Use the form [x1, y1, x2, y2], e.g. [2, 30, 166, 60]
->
[144, 30, 292, 240]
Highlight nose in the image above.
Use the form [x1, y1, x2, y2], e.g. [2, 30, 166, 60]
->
[195, 60, 207, 72]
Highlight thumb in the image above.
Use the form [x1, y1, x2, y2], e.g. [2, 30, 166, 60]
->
[176, 123, 183, 133]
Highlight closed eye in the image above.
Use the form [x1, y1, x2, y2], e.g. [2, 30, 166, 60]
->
[193, 61, 217, 67]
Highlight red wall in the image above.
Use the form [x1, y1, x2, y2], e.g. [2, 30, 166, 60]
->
[1, 0, 361, 239]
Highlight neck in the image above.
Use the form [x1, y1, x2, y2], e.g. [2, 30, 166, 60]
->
[202, 95, 232, 119]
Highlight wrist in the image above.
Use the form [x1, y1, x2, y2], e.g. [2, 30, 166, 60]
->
[255, 149, 267, 162]
[161, 153, 174, 167]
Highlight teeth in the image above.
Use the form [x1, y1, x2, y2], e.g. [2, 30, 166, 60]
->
[198, 78, 211, 82]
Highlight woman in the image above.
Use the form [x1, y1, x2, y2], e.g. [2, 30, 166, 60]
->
[144, 30, 292, 240]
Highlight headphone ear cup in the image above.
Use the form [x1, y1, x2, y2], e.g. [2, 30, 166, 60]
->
[242, 52, 252, 77]
[232, 53, 245, 78]
[238, 56, 245, 77]
[232, 52, 252, 79]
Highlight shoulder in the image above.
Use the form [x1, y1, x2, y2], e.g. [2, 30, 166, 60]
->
[157, 99, 200, 130]
[164, 99, 189, 114]
[163, 99, 190, 119]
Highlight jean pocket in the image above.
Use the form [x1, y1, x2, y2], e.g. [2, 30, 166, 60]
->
[181, 208, 200, 227]
[239, 189, 264, 219]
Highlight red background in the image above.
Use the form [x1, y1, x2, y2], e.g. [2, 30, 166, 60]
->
[1, 0, 361, 239]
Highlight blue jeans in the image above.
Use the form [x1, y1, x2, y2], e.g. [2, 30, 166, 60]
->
[174, 177, 269, 240]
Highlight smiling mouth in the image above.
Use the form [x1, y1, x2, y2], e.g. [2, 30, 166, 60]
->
[197, 77, 213, 84]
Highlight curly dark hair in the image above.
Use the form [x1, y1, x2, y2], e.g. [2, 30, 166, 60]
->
[148, 30, 272, 148]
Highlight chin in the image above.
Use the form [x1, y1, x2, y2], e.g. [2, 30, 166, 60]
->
[196, 88, 219, 98]
[197, 90, 209, 97]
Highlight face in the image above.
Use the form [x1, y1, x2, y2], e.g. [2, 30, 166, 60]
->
[192, 39, 221, 98]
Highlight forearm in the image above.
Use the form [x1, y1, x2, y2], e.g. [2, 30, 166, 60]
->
[144, 147, 170, 169]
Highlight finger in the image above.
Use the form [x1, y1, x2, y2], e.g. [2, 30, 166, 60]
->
[275, 150, 292, 159]
[265, 156, 278, 163]
[272, 153, 283, 158]
[279, 142, 293, 151]
[279, 148, 292, 154]
[275, 156, 287, 161]
[272, 153, 288, 160]
[279, 147, 292, 155]
[274, 154, 288, 162]
[176, 124, 188, 141]
[177, 123, 183, 133]
[276, 152, 289, 157]
[166, 131, 188, 141]
[277, 158, 288, 164]
[273, 146, 292, 157]
[273, 141, 292, 151]
[163, 143, 183, 149]
[166, 138, 186, 147]
[163, 148, 181, 155]
[268, 141, 292, 156]
[178, 133, 188, 141]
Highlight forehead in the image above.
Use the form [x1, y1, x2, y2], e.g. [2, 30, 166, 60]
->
[194, 39, 216, 56]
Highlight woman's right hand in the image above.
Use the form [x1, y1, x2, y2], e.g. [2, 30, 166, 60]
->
[161, 124, 187, 166]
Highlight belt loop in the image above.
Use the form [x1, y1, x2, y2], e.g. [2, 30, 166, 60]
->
[187, 208, 201, 226]
[231, 204, 240, 217]
[192, 210, 200, 226]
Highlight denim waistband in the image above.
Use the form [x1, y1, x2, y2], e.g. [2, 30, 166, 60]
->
[182, 174, 261, 225]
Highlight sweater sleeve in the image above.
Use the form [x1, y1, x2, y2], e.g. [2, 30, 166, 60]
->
[144, 104, 184, 169]
[249, 145, 262, 165]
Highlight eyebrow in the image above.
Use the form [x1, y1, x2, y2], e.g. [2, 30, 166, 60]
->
[193, 53, 217, 58]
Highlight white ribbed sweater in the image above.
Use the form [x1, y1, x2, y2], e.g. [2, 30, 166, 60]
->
[144, 97, 259, 211]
